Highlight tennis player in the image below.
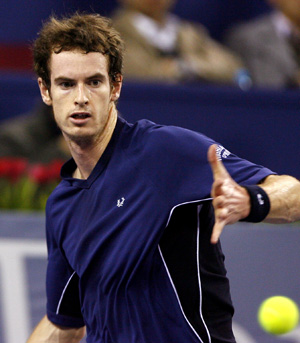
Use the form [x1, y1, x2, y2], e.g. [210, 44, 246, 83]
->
[27, 13, 300, 343]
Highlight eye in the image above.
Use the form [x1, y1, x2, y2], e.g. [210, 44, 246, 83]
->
[89, 79, 101, 88]
[60, 81, 74, 89]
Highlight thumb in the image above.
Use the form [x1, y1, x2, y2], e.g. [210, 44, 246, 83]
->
[208, 144, 229, 180]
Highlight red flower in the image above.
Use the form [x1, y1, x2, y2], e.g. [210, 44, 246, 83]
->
[0, 157, 27, 182]
[28, 163, 51, 184]
[11, 158, 27, 182]
[0, 158, 12, 177]
[48, 159, 64, 181]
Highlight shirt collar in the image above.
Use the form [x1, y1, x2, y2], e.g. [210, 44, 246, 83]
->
[60, 116, 125, 189]
[131, 12, 179, 53]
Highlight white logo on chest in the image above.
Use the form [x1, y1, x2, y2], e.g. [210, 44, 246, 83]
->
[117, 197, 125, 207]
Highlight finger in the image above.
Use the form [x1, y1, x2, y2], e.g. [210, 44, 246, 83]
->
[212, 195, 226, 209]
[211, 179, 225, 197]
[207, 144, 229, 180]
[210, 220, 225, 244]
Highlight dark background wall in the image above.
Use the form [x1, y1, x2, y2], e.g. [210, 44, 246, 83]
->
[0, 0, 271, 42]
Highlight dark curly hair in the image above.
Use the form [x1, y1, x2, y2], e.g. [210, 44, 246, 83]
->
[33, 13, 124, 88]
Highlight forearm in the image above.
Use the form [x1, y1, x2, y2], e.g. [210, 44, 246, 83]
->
[259, 175, 300, 223]
[27, 315, 85, 343]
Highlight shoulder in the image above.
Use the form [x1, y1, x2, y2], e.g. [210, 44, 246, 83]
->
[126, 119, 213, 152]
[225, 13, 275, 42]
[177, 18, 210, 41]
[121, 119, 214, 171]
[46, 180, 70, 215]
[121, 119, 216, 202]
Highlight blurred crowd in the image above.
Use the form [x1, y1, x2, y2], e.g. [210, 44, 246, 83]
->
[1, 0, 299, 167]
[225, 0, 300, 88]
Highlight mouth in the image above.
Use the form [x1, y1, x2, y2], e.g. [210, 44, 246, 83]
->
[71, 112, 91, 119]
[70, 112, 91, 124]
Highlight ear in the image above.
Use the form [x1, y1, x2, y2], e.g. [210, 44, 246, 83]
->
[38, 78, 52, 106]
[110, 74, 123, 102]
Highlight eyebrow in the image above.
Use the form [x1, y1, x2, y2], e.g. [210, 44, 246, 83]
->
[86, 73, 106, 81]
[54, 73, 107, 84]
[54, 77, 74, 85]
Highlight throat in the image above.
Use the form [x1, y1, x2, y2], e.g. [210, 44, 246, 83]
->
[72, 167, 85, 179]
[67, 106, 118, 180]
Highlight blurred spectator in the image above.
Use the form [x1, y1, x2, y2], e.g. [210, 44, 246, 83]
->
[0, 101, 70, 163]
[224, 0, 300, 89]
[112, 0, 248, 85]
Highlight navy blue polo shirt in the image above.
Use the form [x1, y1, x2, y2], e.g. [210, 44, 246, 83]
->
[45, 117, 273, 343]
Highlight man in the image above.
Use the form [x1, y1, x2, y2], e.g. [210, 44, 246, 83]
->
[224, 0, 300, 88]
[112, 0, 246, 85]
[27, 13, 300, 343]
[0, 101, 70, 163]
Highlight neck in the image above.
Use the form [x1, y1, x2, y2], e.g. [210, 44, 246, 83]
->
[67, 106, 118, 180]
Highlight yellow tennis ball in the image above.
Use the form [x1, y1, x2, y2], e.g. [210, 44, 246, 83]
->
[258, 296, 299, 335]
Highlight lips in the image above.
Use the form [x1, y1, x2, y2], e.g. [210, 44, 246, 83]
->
[70, 112, 91, 124]
[71, 112, 91, 119]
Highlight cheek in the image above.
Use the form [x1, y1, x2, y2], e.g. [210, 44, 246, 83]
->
[94, 89, 114, 106]
[51, 101, 67, 125]
[52, 109, 62, 127]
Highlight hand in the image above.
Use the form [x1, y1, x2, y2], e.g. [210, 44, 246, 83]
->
[208, 145, 250, 244]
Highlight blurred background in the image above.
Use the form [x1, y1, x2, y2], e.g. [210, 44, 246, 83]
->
[0, 1, 300, 342]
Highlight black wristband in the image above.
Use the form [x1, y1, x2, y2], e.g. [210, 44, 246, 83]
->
[240, 185, 270, 223]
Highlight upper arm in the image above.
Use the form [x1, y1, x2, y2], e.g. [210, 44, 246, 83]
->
[45, 202, 85, 328]
[46, 260, 84, 327]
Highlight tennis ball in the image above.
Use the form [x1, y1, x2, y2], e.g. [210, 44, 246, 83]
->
[258, 296, 299, 335]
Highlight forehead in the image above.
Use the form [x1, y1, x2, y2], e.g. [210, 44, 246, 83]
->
[49, 50, 109, 79]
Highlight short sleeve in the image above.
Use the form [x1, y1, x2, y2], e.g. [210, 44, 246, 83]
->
[141, 124, 274, 206]
[45, 200, 85, 328]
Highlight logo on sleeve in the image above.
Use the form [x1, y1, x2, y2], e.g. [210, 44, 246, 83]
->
[216, 145, 231, 161]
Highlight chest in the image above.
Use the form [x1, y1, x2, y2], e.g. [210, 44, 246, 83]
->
[53, 167, 169, 278]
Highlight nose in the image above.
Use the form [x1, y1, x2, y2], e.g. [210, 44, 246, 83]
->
[75, 84, 89, 106]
